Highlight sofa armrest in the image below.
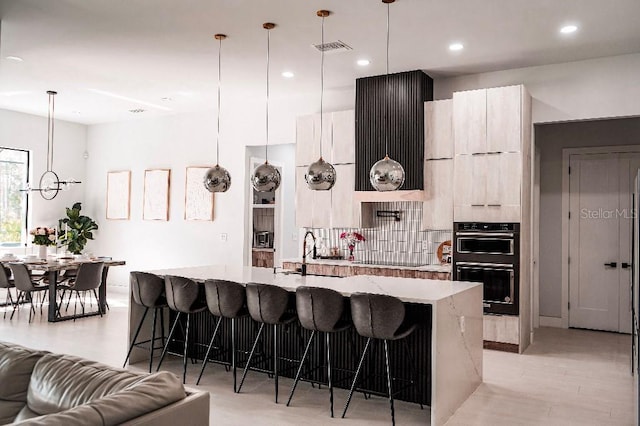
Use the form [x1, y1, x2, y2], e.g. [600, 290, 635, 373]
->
[119, 390, 210, 426]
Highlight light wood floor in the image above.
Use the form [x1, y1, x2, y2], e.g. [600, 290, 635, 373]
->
[0, 287, 635, 425]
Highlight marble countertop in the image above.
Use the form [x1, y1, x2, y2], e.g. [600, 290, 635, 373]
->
[280, 258, 452, 273]
[147, 265, 477, 305]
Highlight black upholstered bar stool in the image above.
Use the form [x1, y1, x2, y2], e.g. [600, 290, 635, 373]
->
[237, 283, 296, 402]
[156, 275, 207, 384]
[286, 286, 351, 417]
[196, 279, 248, 391]
[342, 292, 419, 425]
[123, 271, 168, 373]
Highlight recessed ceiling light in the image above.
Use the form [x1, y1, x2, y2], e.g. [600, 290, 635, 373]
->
[357, 59, 370, 66]
[6, 56, 23, 62]
[560, 25, 578, 34]
[282, 71, 294, 78]
[449, 43, 464, 51]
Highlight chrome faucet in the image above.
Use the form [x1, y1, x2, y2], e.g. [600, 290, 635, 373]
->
[301, 231, 317, 276]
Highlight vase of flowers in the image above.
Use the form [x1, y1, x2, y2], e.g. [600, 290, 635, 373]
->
[30, 227, 57, 259]
[340, 231, 365, 261]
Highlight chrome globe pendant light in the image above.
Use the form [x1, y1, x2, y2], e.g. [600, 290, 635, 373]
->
[21, 91, 81, 200]
[251, 22, 281, 193]
[305, 9, 336, 191]
[204, 34, 232, 193]
[369, 0, 405, 192]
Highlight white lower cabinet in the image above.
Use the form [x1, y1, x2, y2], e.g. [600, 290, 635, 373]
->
[483, 314, 519, 345]
[422, 159, 453, 230]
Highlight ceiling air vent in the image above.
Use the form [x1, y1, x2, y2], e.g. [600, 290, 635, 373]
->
[312, 40, 352, 53]
[128, 108, 146, 114]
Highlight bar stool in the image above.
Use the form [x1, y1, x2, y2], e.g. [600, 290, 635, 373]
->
[342, 293, 419, 425]
[156, 275, 207, 384]
[123, 271, 168, 373]
[286, 286, 351, 417]
[237, 283, 296, 403]
[196, 279, 248, 391]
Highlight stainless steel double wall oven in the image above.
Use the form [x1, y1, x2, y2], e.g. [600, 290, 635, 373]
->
[453, 222, 520, 315]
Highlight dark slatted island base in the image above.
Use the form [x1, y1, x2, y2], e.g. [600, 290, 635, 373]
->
[127, 266, 482, 426]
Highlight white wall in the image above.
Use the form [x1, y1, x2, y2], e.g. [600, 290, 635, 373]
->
[0, 108, 87, 252]
[434, 53, 640, 319]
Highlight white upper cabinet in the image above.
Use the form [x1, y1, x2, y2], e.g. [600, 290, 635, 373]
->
[487, 85, 522, 153]
[454, 154, 487, 207]
[330, 164, 359, 228]
[485, 152, 522, 207]
[295, 167, 314, 228]
[453, 89, 487, 155]
[331, 110, 355, 164]
[296, 115, 316, 167]
[422, 159, 453, 230]
[315, 113, 332, 162]
[424, 100, 453, 160]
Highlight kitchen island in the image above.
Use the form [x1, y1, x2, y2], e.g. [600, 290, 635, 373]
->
[128, 265, 481, 426]
[281, 258, 451, 279]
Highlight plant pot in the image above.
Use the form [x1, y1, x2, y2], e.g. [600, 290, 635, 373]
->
[38, 245, 47, 260]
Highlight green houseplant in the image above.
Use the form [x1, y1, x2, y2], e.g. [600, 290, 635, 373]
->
[58, 202, 98, 254]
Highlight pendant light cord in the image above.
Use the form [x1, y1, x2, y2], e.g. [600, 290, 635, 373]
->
[216, 37, 222, 166]
[385, 1, 390, 157]
[319, 14, 325, 160]
[47, 92, 55, 172]
[265, 27, 271, 164]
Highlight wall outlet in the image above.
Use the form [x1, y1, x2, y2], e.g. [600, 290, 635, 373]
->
[421, 240, 429, 251]
[459, 316, 465, 333]
[220, 233, 228, 242]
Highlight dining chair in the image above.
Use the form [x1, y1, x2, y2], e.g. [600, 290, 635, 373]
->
[8, 263, 49, 323]
[57, 262, 105, 320]
[0, 266, 16, 319]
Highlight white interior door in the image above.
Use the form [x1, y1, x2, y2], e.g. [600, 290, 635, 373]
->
[569, 152, 640, 332]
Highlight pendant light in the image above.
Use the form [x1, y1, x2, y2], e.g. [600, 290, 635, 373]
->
[251, 22, 281, 193]
[369, 0, 405, 192]
[21, 91, 81, 200]
[204, 34, 232, 193]
[305, 10, 336, 191]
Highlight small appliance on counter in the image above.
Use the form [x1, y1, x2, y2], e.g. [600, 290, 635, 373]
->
[253, 231, 273, 248]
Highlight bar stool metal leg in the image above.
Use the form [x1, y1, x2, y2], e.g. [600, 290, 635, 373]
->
[156, 312, 181, 372]
[383, 340, 396, 426]
[327, 332, 334, 417]
[237, 323, 265, 394]
[149, 307, 159, 373]
[123, 307, 149, 368]
[286, 330, 316, 407]
[341, 337, 372, 419]
[183, 313, 191, 384]
[196, 315, 223, 385]
[231, 318, 238, 392]
[273, 324, 279, 403]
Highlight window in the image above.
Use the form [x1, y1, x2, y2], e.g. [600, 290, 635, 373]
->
[0, 148, 29, 247]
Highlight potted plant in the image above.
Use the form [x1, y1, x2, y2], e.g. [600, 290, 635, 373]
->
[58, 202, 98, 255]
[30, 227, 57, 259]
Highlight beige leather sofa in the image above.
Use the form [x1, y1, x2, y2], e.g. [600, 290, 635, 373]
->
[0, 342, 209, 425]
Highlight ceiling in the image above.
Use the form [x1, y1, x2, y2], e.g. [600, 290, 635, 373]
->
[0, 0, 639, 125]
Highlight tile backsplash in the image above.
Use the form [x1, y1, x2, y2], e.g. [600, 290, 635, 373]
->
[305, 201, 451, 266]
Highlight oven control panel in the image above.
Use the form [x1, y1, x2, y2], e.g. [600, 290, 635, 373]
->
[454, 222, 519, 232]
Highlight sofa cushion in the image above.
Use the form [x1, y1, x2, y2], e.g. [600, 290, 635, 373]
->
[12, 403, 103, 425]
[26, 352, 186, 418]
[0, 342, 46, 424]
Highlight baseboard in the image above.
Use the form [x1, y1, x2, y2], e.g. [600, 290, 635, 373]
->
[483, 341, 519, 353]
[539, 316, 563, 328]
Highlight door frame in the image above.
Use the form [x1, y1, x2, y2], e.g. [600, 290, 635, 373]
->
[561, 145, 640, 328]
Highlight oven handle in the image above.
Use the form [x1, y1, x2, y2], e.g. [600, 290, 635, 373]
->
[456, 261, 514, 269]
[454, 232, 515, 237]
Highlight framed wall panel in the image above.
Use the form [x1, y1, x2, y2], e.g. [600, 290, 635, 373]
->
[185, 166, 214, 221]
[143, 169, 171, 221]
[106, 170, 131, 220]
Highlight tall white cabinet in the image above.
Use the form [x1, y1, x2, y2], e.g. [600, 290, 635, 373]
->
[453, 85, 531, 223]
[295, 110, 359, 229]
[422, 99, 454, 230]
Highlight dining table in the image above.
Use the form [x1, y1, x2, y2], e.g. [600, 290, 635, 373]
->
[1, 257, 125, 322]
